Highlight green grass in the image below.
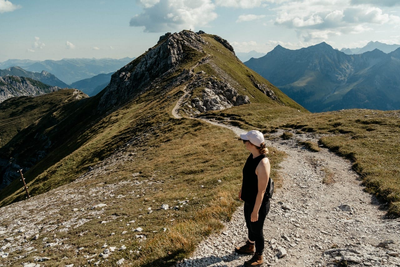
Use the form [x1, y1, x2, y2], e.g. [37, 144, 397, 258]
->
[0, 86, 287, 266]
[0, 90, 87, 148]
[299, 141, 321, 152]
[210, 106, 400, 217]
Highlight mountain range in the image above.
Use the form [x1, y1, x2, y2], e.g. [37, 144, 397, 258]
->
[0, 76, 60, 103]
[0, 66, 69, 88]
[341, 41, 400, 55]
[0, 57, 133, 84]
[245, 43, 400, 112]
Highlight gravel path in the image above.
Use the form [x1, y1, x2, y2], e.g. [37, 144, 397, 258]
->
[176, 121, 400, 267]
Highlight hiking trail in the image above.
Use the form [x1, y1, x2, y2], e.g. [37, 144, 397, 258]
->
[173, 102, 400, 266]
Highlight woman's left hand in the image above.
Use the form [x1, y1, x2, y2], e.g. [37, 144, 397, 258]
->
[251, 211, 259, 222]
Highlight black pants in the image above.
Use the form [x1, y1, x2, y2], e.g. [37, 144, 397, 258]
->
[244, 199, 270, 253]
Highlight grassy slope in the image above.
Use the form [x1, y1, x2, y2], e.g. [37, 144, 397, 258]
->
[199, 34, 306, 111]
[207, 105, 400, 217]
[0, 90, 86, 148]
[0, 88, 287, 267]
[0, 35, 294, 266]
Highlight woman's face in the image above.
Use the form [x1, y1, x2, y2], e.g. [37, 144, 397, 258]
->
[243, 140, 252, 150]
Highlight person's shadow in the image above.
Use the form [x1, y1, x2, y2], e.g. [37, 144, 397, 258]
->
[175, 252, 249, 267]
[142, 249, 249, 267]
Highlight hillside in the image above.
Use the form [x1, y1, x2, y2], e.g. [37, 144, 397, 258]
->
[0, 66, 69, 88]
[245, 43, 400, 112]
[0, 76, 61, 103]
[0, 31, 303, 266]
[0, 89, 89, 189]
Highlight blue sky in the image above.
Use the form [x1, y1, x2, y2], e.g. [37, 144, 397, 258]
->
[1, 0, 400, 62]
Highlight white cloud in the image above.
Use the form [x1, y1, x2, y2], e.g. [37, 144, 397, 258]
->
[137, 0, 160, 8]
[0, 0, 20, 13]
[93, 47, 100, 50]
[343, 7, 399, 24]
[215, 0, 267, 8]
[66, 41, 75, 49]
[237, 14, 266, 22]
[273, 0, 400, 42]
[130, 0, 217, 32]
[29, 37, 45, 52]
[350, 0, 400, 7]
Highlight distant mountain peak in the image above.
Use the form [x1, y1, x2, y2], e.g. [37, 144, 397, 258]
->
[310, 42, 333, 50]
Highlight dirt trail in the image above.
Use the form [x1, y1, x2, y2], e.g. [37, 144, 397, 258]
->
[173, 105, 400, 266]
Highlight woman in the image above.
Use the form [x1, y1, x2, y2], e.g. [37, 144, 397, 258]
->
[235, 130, 270, 267]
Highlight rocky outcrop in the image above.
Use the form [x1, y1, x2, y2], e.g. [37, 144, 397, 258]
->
[98, 31, 206, 112]
[213, 35, 235, 54]
[249, 74, 278, 101]
[188, 74, 249, 114]
[0, 76, 60, 103]
[98, 30, 248, 115]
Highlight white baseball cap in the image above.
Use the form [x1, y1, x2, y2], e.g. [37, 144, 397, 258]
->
[240, 130, 265, 147]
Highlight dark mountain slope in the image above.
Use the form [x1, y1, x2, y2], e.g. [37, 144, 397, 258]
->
[246, 44, 400, 112]
[0, 90, 89, 190]
[70, 72, 112, 96]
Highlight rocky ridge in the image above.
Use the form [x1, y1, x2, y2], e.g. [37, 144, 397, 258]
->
[0, 76, 60, 103]
[98, 31, 207, 112]
[98, 31, 263, 115]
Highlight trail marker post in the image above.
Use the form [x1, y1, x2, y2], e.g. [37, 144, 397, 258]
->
[18, 169, 30, 198]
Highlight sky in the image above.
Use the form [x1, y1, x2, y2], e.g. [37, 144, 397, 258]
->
[1, 0, 400, 62]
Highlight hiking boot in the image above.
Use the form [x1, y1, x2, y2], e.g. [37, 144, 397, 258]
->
[244, 252, 263, 266]
[235, 240, 255, 255]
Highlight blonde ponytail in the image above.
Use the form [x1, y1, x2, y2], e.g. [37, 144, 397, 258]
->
[258, 142, 268, 155]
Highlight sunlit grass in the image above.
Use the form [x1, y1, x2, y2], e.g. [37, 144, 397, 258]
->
[211, 105, 400, 217]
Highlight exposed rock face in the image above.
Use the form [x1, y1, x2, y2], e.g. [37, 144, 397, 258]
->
[213, 35, 235, 54]
[0, 76, 60, 103]
[99, 30, 251, 116]
[98, 31, 206, 112]
[189, 75, 250, 113]
[249, 74, 278, 101]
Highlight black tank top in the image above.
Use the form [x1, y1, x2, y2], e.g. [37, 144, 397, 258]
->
[241, 154, 266, 205]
